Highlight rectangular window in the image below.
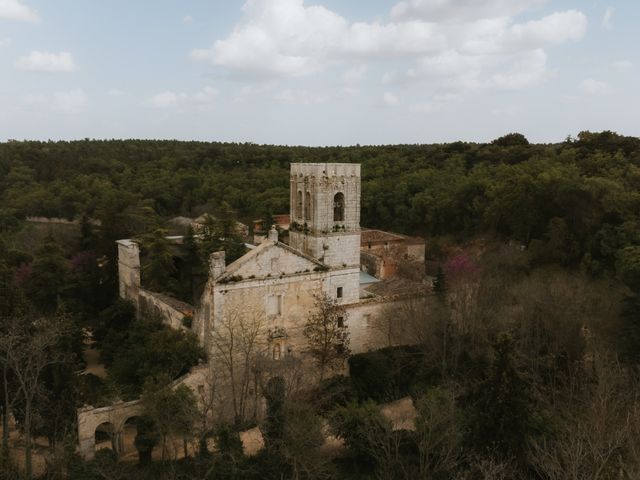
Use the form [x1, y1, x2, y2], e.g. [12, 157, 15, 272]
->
[266, 294, 282, 317]
[363, 314, 371, 327]
[337, 316, 344, 328]
[337, 287, 343, 299]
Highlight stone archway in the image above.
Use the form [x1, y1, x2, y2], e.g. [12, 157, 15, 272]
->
[77, 400, 143, 460]
[117, 416, 140, 460]
[94, 422, 116, 454]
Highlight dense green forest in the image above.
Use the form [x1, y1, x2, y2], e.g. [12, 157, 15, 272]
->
[2, 131, 640, 479]
[2, 131, 640, 274]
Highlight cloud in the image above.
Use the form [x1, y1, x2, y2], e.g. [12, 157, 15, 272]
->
[16, 51, 78, 73]
[148, 91, 189, 108]
[148, 86, 218, 109]
[578, 78, 610, 95]
[0, 0, 39, 22]
[381, 92, 401, 107]
[54, 89, 89, 113]
[193, 0, 586, 95]
[343, 65, 368, 83]
[489, 49, 549, 90]
[0, 37, 10, 47]
[390, 0, 547, 22]
[602, 7, 614, 30]
[611, 60, 632, 71]
[183, 14, 193, 24]
[273, 89, 329, 105]
[190, 0, 446, 77]
[107, 88, 126, 97]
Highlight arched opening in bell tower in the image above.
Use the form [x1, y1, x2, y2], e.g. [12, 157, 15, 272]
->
[296, 190, 303, 220]
[305, 191, 312, 222]
[333, 192, 345, 222]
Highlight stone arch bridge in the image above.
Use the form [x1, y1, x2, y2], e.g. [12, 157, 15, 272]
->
[77, 400, 142, 460]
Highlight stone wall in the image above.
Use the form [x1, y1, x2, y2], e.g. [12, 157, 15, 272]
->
[289, 231, 361, 268]
[116, 239, 140, 302]
[138, 290, 192, 331]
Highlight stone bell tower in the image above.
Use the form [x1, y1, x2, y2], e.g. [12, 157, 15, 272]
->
[289, 163, 361, 268]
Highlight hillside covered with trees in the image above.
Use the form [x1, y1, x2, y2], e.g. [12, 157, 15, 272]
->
[2, 131, 640, 479]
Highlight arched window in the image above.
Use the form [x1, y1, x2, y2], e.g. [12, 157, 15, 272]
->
[305, 191, 312, 222]
[334, 192, 345, 222]
[296, 190, 303, 220]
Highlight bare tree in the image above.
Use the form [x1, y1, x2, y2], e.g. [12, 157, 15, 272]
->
[529, 359, 640, 480]
[0, 314, 66, 480]
[415, 387, 464, 478]
[303, 293, 350, 384]
[209, 300, 266, 425]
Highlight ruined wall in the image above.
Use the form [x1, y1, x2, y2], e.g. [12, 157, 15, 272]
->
[138, 290, 192, 331]
[116, 240, 140, 304]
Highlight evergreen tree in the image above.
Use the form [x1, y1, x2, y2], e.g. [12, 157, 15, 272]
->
[27, 235, 69, 313]
[141, 228, 177, 294]
[462, 332, 542, 461]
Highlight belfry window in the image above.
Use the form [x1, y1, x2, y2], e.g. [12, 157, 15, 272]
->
[296, 190, 303, 220]
[305, 191, 312, 221]
[334, 192, 345, 222]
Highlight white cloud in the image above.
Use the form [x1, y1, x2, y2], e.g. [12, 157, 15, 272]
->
[0, 37, 10, 47]
[148, 91, 189, 109]
[192, 86, 219, 105]
[16, 51, 78, 73]
[343, 65, 368, 83]
[148, 86, 218, 109]
[390, 0, 547, 22]
[183, 14, 193, 24]
[611, 60, 632, 71]
[602, 7, 614, 30]
[578, 78, 610, 95]
[274, 89, 329, 105]
[191, 0, 446, 77]
[381, 92, 401, 107]
[0, 0, 39, 22]
[54, 89, 88, 114]
[192, 0, 587, 101]
[508, 10, 587, 49]
[23, 92, 46, 105]
[489, 49, 548, 90]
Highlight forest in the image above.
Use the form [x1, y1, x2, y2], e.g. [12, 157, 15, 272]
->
[1, 130, 640, 479]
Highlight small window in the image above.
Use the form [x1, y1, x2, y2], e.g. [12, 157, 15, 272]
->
[266, 294, 282, 317]
[337, 287, 343, 299]
[336, 343, 345, 354]
[337, 316, 344, 328]
[333, 192, 345, 222]
[363, 314, 371, 327]
[305, 191, 312, 222]
[296, 190, 303, 220]
[273, 344, 281, 360]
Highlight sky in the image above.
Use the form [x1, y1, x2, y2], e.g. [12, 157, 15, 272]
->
[0, 0, 637, 145]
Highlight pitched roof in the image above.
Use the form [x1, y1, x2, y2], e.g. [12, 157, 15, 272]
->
[217, 240, 325, 282]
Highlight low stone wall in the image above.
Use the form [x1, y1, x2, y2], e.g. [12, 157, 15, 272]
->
[138, 289, 193, 331]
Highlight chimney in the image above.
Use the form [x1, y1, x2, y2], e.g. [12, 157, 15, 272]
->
[209, 251, 226, 280]
[268, 225, 278, 242]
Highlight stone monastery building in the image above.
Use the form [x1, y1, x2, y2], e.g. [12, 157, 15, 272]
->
[78, 163, 427, 460]
[117, 162, 426, 357]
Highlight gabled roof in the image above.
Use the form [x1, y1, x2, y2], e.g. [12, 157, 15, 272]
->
[217, 240, 326, 283]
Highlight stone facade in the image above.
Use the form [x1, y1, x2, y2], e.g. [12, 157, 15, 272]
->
[116, 162, 428, 357]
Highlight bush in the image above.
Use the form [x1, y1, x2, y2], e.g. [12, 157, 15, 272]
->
[348, 345, 427, 402]
[315, 375, 357, 413]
